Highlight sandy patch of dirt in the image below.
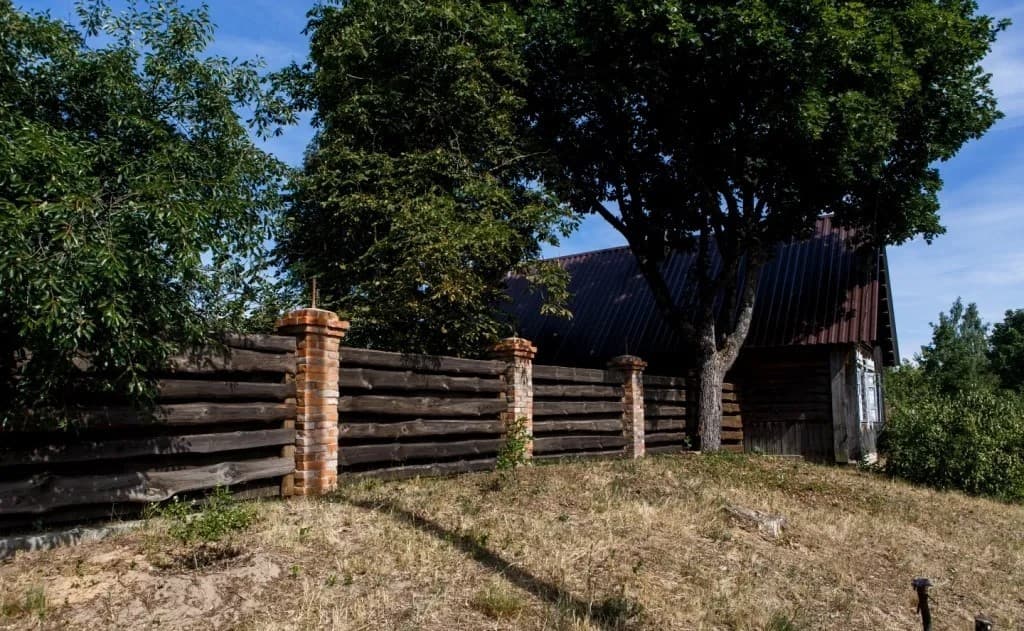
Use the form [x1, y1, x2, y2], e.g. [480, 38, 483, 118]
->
[1, 535, 280, 630]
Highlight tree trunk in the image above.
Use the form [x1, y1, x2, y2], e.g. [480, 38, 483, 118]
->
[696, 353, 725, 452]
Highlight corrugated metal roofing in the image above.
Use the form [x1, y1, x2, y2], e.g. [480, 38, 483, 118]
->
[505, 217, 898, 368]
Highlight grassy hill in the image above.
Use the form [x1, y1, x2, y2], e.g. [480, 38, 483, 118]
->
[2, 454, 1022, 629]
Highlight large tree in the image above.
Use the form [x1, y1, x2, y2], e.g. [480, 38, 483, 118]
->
[989, 309, 1024, 391]
[917, 298, 995, 394]
[278, 0, 574, 356]
[0, 1, 292, 428]
[520, 0, 1005, 450]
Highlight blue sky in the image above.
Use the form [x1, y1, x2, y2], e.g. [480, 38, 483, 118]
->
[20, 0, 1024, 360]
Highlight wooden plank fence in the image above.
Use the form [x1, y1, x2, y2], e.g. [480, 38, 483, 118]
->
[0, 314, 752, 534]
[532, 366, 627, 461]
[0, 334, 297, 532]
[338, 348, 507, 479]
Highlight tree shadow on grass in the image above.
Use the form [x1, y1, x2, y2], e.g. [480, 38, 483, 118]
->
[334, 491, 643, 630]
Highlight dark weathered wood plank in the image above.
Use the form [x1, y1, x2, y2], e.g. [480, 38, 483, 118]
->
[533, 401, 623, 417]
[340, 439, 504, 466]
[533, 384, 622, 399]
[0, 457, 294, 515]
[72, 402, 295, 427]
[346, 458, 496, 480]
[341, 348, 505, 376]
[532, 365, 618, 384]
[338, 396, 505, 418]
[533, 435, 628, 454]
[533, 418, 623, 434]
[168, 348, 295, 375]
[223, 333, 296, 354]
[340, 419, 503, 439]
[644, 432, 687, 446]
[339, 368, 504, 393]
[645, 444, 685, 455]
[642, 374, 688, 388]
[644, 418, 685, 432]
[722, 416, 743, 430]
[643, 389, 687, 403]
[721, 430, 744, 441]
[158, 379, 294, 401]
[533, 450, 625, 463]
[644, 404, 688, 418]
[0, 429, 295, 466]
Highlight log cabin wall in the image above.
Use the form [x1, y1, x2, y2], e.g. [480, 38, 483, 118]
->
[730, 346, 834, 461]
[0, 334, 298, 533]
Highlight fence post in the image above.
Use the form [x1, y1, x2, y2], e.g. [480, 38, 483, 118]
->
[490, 337, 537, 459]
[277, 308, 349, 496]
[609, 355, 647, 458]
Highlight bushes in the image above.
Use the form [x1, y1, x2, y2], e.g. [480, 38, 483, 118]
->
[884, 382, 1024, 501]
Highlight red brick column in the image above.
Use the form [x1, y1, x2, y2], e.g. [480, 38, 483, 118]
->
[608, 355, 647, 458]
[277, 308, 349, 496]
[490, 337, 537, 459]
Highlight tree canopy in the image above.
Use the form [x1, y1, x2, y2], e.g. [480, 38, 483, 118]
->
[278, 0, 574, 356]
[916, 298, 995, 394]
[0, 0, 292, 428]
[518, 0, 1005, 449]
[989, 309, 1024, 391]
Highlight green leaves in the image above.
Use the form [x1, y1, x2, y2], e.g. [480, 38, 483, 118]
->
[0, 1, 293, 429]
[280, 0, 574, 356]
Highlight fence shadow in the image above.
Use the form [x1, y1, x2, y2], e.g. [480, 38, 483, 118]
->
[336, 491, 640, 630]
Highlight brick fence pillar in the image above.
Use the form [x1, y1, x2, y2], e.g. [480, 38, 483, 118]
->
[608, 355, 647, 458]
[490, 337, 537, 459]
[277, 308, 349, 496]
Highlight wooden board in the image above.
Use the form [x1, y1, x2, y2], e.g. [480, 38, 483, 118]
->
[0, 429, 294, 467]
[644, 432, 687, 446]
[533, 384, 622, 399]
[167, 348, 295, 375]
[339, 396, 505, 418]
[533, 435, 628, 454]
[71, 402, 295, 427]
[533, 401, 623, 417]
[158, 379, 294, 401]
[645, 444, 686, 455]
[340, 419, 503, 439]
[339, 368, 504, 394]
[223, 333, 296, 354]
[644, 404, 688, 418]
[643, 389, 686, 403]
[346, 458, 496, 480]
[533, 419, 622, 434]
[341, 348, 505, 376]
[532, 365, 618, 384]
[644, 418, 685, 432]
[339, 439, 504, 466]
[0, 457, 293, 515]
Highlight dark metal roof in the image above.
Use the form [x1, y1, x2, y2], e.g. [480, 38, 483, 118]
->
[505, 217, 899, 368]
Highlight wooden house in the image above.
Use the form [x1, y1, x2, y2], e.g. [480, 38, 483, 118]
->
[506, 217, 898, 463]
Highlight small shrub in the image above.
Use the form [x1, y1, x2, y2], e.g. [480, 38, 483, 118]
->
[161, 486, 257, 545]
[470, 583, 525, 619]
[1, 585, 46, 620]
[497, 416, 531, 475]
[884, 383, 1024, 501]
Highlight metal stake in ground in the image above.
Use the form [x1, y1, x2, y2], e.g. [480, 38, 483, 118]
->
[912, 578, 933, 631]
[975, 614, 994, 630]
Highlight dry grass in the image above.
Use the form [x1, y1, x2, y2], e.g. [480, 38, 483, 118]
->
[2, 453, 1023, 630]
